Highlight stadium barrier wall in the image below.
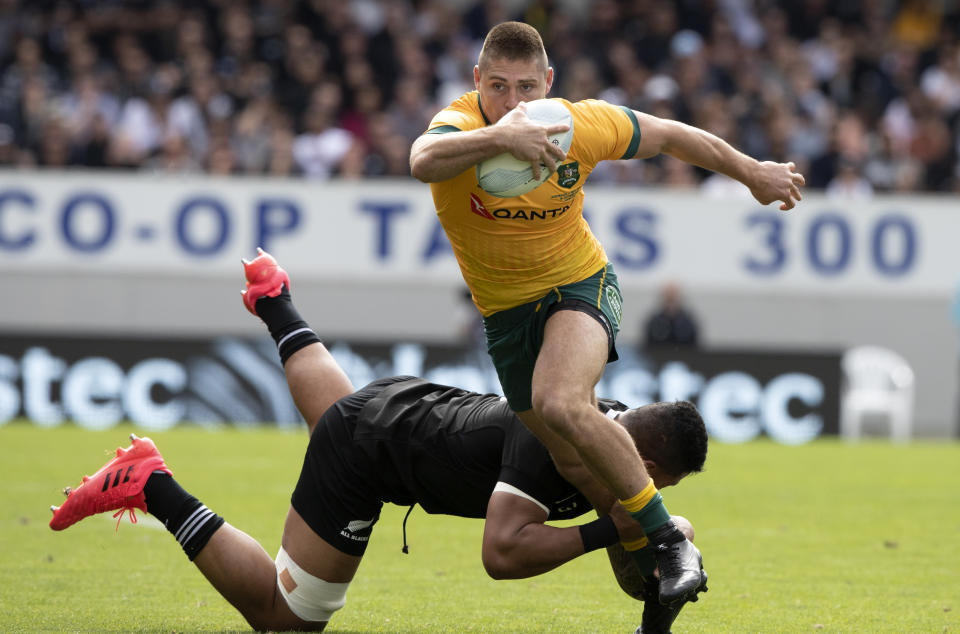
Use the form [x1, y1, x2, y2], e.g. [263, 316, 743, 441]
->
[0, 333, 840, 445]
[0, 170, 955, 438]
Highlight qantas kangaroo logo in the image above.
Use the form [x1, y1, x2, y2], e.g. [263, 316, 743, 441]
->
[469, 193, 495, 220]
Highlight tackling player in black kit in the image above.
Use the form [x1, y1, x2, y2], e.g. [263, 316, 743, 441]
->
[49, 250, 708, 633]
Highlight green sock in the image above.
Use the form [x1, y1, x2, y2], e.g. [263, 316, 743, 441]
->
[628, 491, 672, 535]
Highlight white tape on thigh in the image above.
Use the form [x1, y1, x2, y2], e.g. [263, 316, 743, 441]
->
[275, 546, 349, 622]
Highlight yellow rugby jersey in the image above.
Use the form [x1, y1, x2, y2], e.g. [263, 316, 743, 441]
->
[425, 91, 641, 316]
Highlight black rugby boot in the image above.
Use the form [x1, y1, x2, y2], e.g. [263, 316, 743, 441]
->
[647, 522, 708, 606]
[633, 573, 708, 633]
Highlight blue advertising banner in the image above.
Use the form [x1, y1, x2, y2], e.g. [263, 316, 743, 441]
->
[0, 172, 954, 297]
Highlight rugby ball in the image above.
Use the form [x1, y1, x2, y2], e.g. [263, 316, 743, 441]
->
[476, 99, 574, 198]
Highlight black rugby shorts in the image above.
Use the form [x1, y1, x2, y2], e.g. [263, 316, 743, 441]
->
[290, 381, 392, 557]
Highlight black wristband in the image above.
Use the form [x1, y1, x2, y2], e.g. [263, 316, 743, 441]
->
[578, 515, 620, 553]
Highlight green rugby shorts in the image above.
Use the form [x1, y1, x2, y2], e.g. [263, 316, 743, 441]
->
[482, 263, 622, 412]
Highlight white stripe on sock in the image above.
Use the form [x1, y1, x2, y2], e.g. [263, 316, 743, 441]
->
[277, 327, 313, 350]
[174, 505, 209, 543]
[179, 510, 215, 546]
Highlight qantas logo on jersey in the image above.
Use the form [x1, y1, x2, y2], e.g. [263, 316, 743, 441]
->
[467, 194, 572, 222]
[469, 193, 496, 220]
[491, 205, 571, 220]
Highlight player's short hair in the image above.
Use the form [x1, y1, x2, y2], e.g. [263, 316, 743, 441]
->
[622, 401, 708, 477]
[478, 21, 548, 74]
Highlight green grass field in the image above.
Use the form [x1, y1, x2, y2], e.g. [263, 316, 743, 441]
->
[2, 422, 958, 633]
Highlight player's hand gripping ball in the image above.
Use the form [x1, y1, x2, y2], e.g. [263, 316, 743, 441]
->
[476, 99, 574, 198]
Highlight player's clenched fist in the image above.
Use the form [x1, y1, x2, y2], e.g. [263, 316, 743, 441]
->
[748, 161, 806, 211]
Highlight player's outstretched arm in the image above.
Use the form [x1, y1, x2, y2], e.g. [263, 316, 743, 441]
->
[629, 110, 806, 211]
[481, 489, 635, 579]
[482, 490, 584, 579]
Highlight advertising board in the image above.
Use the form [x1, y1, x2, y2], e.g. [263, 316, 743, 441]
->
[0, 334, 839, 444]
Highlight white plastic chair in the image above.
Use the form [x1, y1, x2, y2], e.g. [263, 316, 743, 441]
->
[840, 346, 915, 442]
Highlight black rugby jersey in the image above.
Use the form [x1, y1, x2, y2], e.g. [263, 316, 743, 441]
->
[338, 376, 627, 520]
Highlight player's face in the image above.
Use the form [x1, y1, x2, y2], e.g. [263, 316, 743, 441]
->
[474, 57, 553, 123]
[653, 470, 686, 489]
[643, 459, 686, 489]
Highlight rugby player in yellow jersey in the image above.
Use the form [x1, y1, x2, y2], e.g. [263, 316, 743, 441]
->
[410, 21, 805, 606]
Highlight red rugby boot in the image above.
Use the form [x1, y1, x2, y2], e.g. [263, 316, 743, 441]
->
[241, 247, 291, 316]
[50, 434, 172, 531]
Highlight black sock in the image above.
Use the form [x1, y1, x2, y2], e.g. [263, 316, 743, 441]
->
[255, 285, 321, 364]
[143, 473, 225, 561]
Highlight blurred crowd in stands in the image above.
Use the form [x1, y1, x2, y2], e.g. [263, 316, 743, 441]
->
[0, 0, 958, 195]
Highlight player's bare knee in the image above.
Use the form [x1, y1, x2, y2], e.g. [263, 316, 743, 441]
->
[530, 390, 587, 441]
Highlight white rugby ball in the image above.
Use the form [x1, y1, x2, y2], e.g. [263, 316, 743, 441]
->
[476, 99, 574, 198]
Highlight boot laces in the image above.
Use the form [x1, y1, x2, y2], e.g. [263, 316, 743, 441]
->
[656, 541, 683, 578]
[112, 505, 139, 531]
